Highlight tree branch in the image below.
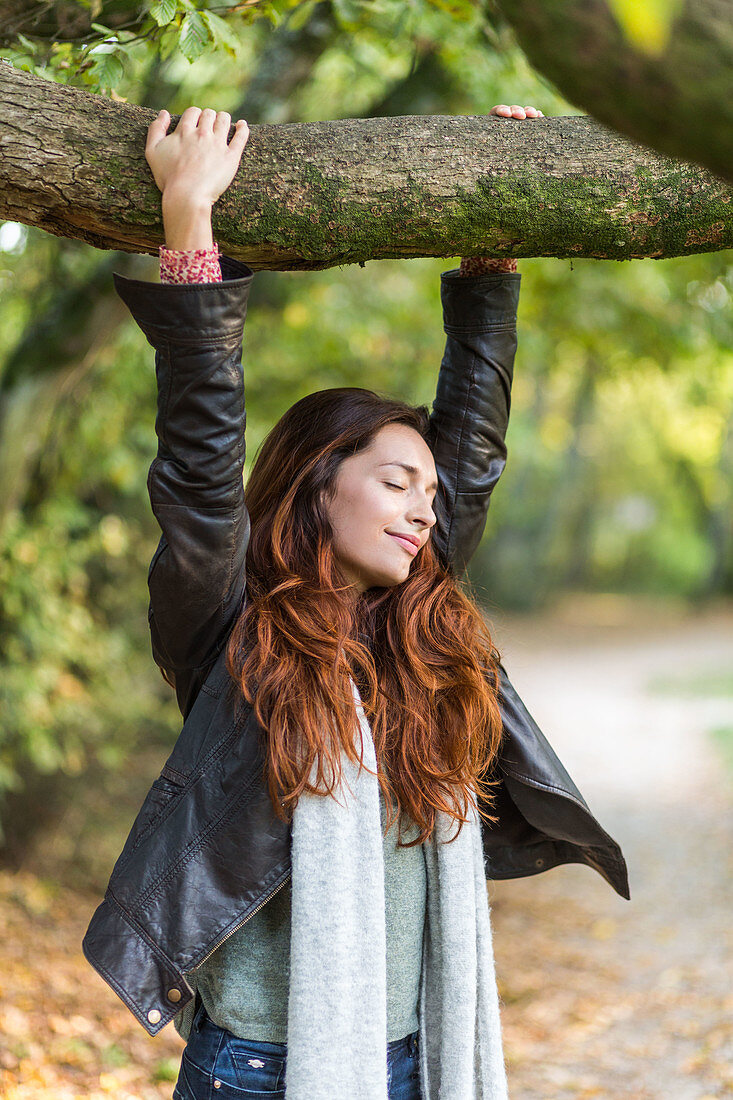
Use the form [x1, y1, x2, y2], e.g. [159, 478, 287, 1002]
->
[1, 63, 732, 267]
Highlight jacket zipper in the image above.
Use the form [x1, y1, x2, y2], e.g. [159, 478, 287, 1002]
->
[190, 871, 292, 971]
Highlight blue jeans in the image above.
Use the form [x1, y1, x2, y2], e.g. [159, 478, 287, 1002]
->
[173, 1001, 422, 1099]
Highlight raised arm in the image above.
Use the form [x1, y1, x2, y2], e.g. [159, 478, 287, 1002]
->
[115, 108, 252, 717]
[428, 102, 541, 575]
[428, 263, 520, 575]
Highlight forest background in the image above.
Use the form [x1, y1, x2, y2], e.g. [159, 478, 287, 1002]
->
[0, 0, 732, 957]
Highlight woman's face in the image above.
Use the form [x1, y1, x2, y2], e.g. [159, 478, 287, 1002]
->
[324, 423, 438, 593]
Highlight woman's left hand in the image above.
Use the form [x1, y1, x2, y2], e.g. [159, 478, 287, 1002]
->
[489, 104, 544, 119]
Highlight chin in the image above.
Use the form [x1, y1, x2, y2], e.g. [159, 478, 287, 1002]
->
[370, 566, 410, 589]
[347, 555, 411, 592]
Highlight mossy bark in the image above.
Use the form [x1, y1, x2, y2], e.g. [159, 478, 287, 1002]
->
[1, 64, 732, 269]
[497, 0, 733, 186]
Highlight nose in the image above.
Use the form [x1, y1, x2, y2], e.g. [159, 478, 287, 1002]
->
[409, 495, 437, 531]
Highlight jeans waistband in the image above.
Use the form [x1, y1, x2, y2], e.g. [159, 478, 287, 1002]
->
[194, 1000, 417, 1056]
[387, 1029, 419, 1055]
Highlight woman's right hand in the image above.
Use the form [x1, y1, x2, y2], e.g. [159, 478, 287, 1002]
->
[146, 106, 250, 251]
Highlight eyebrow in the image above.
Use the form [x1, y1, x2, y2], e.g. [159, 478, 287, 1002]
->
[378, 462, 438, 492]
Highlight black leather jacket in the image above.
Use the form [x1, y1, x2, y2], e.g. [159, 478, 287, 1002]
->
[83, 257, 629, 1038]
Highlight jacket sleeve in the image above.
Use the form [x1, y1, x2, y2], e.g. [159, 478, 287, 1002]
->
[427, 269, 520, 576]
[113, 255, 254, 717]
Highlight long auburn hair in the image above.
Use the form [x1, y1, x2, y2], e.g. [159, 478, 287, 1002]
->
[226, 387, 504, 847]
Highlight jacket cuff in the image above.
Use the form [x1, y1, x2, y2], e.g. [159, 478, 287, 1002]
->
[112, 256, 254, 343]
[83, 895, 193, 1036]
[440, 270, 520, 332]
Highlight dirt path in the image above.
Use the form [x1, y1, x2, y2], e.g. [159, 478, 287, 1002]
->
[488, 596, 733, 1100]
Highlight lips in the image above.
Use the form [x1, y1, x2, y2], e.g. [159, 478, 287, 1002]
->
[387, 531, 420, 556]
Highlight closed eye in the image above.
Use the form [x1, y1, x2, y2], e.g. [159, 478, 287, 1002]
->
[385, 482, 406, 491]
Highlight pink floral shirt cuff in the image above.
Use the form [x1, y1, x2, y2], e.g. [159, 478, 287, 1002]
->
[160, 243, 222, 284]
[458, 257, 517, 276]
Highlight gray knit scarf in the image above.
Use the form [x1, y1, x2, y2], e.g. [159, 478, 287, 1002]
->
[284, 680, 509, 1099]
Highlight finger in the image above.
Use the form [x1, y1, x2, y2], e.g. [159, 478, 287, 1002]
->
[490, 104, 512, 116]
[213, 111, 232, 138]
[178, 106, 202, 133]
[523, 106, 540, 116]
[509, 104, 526, 118]
[199, 107, 217, 132]
[228, 118, 250, 153]
[146, 109, 171, 153]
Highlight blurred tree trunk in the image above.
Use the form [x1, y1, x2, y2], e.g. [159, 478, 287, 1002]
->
[554, 357, 601, 589]
[689, 413, 733, 599]
[652, 433, 733, 599]
[497, 0, 733, 185]
[2, 64, 732, 266]
[708, 417, 733, 595]
[364, 42, 457, 120]
[517, 357, 601, 598]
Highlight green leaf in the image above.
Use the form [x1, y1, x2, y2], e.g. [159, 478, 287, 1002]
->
[89, 49, 125, 88]
[148, 0, 178, 27]
[100, 38, 135, 57]
[200, 10, 240, 56]
[15, 33, 38, 53]
[331, 0, 363, 28]
[286, 0, 318, 32]
[430, 0, 476, 18]
[262, 2, 285, 27]
[4, 53, 38, 75]
[157, 23, 180, 59]
[178, 11, 212, 62]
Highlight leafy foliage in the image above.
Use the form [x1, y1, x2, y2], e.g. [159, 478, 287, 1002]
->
[0, 0, 485, 93]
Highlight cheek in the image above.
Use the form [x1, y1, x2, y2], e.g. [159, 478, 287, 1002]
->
[329, 484, 396, 550]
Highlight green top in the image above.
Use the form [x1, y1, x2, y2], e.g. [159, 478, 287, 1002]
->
[175, 785, 427, 1043]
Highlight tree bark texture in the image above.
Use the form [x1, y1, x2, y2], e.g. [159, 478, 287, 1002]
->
[497, 0, 733, 187]
[1, 65, 732, 269]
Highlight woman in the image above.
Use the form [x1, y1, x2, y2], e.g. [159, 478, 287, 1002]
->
[83, 102, 628, 1100]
